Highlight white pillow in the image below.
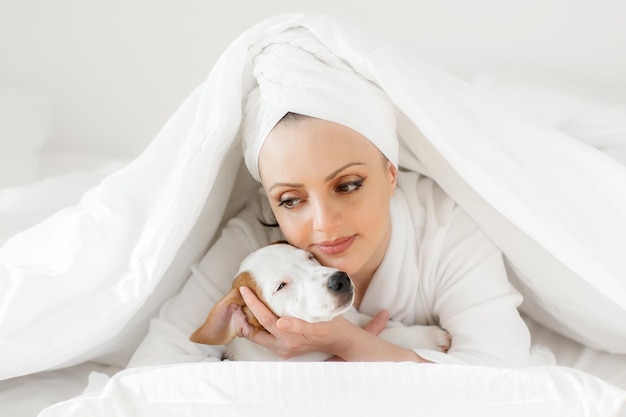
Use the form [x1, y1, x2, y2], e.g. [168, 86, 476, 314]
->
[0, 84, 50, 187]
[38, 362, 626, 417]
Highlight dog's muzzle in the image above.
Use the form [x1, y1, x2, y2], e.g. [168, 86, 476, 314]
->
[327, 271, 352, 294]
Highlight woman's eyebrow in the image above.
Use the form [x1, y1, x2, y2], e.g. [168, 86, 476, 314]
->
[325, 162, 365, 181]
[268, 182, 304, 193]
[268, 162, 365, 192]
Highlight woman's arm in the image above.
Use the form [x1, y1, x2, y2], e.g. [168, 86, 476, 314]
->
[240, 208, 531, 366]
[419, 208, 532, 366]
[239, 287, 431, 362]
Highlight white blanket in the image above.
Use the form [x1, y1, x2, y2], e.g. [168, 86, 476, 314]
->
[1, 12, 625, 416]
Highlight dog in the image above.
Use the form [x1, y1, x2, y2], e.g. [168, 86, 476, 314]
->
[190, 242, 451, 361]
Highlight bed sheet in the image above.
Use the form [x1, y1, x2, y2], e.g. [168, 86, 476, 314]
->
[0, 362, 120, 417]
[0, 319, 624, 417]
[525, 317, 626, 394]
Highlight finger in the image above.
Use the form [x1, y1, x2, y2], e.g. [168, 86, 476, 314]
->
[276, 316, 311, 334]
[363, 309, 390, 335]
[245, 326, 275, 347]
[239, 286, 278, 329]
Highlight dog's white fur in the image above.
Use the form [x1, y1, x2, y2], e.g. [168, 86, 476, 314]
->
[191, 243, 451, 361]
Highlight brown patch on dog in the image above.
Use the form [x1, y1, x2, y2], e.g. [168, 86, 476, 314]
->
[189, 271, 268, 345]
[231, 271, 266, 330]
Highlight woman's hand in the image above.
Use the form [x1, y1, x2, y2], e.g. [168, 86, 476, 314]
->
[322, 309, 390, 361]
[239, 286, 355, 358]
[239, 286, 427, 362]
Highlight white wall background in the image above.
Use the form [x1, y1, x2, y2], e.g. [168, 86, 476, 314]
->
[1, 0, 625, 158]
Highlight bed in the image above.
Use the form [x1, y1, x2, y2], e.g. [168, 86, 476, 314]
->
[1, 13, 625, 417]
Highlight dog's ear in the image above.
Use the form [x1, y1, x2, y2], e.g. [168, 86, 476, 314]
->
[190, 272, 264, 345]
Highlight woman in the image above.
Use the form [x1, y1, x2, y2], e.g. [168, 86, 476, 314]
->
[129, 27, 531, 367]
[239, 113, 415, 362]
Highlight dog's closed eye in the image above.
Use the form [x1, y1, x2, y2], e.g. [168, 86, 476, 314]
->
[276, 282, 287, 292]
[307, 253, 319, 264]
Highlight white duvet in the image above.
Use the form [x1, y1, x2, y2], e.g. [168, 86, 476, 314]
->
[1, 13, 625, 416]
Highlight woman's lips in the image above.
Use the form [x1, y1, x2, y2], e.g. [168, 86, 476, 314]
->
[315, 235, 356, 255]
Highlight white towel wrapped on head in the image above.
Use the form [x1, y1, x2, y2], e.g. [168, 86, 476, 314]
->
[242, 27, 398, 182]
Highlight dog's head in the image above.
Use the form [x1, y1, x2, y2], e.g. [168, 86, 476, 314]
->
[190, 242, 354, 345]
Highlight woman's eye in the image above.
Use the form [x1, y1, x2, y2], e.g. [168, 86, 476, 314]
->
[276, 282, 286, 292]
[278, 197, 300, 209]
[336, 180, 364, 193]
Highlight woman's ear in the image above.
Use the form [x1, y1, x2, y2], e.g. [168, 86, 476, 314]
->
[386, 161, 398, 191]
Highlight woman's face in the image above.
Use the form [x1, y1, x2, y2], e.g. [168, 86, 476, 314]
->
[258, 117, 397, 283]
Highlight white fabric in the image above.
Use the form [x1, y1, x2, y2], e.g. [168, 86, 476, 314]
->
[242, 27, 398, 181]
[472, 68, 626, 166]
[364, 172, 531, 365]
[38, 362, 626, 417]
[0, 12, 625, 397]
[4, 320, 624, 417]
[128, 191, 278, 367]
[0, 362, 119, 417]
[128, 171, 531, 367]
[0, 159, 126, 246]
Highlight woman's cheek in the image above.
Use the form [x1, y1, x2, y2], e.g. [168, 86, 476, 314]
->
[277, 214, 306, 246]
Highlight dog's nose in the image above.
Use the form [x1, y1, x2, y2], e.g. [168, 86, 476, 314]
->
[327, 271, 352, 294]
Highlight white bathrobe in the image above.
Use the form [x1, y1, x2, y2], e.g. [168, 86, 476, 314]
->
[129, 170, 530, 367]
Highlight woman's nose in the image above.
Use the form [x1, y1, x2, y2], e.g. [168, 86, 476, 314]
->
[311, 198, 340, 232]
